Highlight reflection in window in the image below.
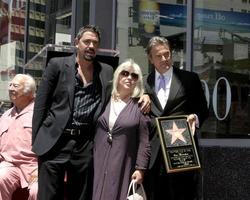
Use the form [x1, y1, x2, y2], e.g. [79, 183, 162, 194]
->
[117, 1, 187, 75]
[0, 0, 26, 101]
[194, 1, 250, 138]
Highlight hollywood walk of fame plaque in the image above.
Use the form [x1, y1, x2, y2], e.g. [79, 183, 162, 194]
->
[155, 115, 201, 173]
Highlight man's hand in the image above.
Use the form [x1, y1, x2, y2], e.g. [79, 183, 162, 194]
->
[28, 168, 38, 188]
[138, 94, 151, 114]
[187, 114, 197, 136]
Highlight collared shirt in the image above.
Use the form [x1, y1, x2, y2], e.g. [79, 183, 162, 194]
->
[0, 101, 37, 188]
[67, 63, 101, 128]
[155, 67, 173, 109]
[154, 67, 200, 127]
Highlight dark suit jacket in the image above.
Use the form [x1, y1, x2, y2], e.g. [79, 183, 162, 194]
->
[32, 54, 113, 156]
[144, 67, 209, 169]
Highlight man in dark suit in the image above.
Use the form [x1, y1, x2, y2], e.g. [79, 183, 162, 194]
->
[32, 25, 113, 200]
[144, 36, 209, 200]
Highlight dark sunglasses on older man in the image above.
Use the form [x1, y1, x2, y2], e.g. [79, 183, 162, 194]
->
[120, 70, 139, 81]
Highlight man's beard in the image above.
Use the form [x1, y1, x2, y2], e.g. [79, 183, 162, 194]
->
[83, 48, 96, 61]
[84, 54, 95, 61]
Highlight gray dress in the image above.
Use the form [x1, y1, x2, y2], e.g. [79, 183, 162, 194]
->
[92, 98, 151, 200]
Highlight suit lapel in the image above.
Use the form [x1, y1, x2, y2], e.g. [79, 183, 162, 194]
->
[146, 72, 163, 116]
[163, 67, 181, 114]
[93, 61, 112, 122]
[147, 67, 182, 116]
[65, 54, 76, 109]
[99, 64, 108, 107]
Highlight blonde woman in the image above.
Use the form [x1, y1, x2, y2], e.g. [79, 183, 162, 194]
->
[92, 59, 151, 200]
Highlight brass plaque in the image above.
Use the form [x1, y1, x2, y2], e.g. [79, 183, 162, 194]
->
[155, 115, 201, 173]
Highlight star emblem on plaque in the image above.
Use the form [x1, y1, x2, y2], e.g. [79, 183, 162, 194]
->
[155, 115, 201, 173]
[165, 121, 187, 145]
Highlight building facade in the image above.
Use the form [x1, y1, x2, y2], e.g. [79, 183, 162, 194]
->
[0, 0, 250, 139]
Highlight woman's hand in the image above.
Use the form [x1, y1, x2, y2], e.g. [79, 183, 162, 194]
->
[131, 169, 144, 184]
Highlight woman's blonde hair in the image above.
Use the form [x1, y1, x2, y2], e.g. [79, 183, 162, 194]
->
[111, 59, 144, 98]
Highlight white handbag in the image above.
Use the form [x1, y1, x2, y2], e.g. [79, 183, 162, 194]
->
[126, 180, 147, 200]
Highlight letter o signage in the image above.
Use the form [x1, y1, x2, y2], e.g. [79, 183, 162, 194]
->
[201, 77, 231, 121]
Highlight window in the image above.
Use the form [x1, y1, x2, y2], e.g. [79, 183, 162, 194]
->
[195, 0, 250, 138]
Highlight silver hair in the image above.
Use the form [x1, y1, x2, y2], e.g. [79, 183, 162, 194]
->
[14, 74, 36, 97]
[111, 59, 144, 98]
[146, 36, 171, 56]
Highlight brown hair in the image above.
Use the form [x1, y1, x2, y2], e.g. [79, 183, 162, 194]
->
[76, 25, 101, 43]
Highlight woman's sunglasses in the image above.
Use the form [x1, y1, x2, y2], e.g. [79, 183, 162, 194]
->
[120, 70, 139, 81]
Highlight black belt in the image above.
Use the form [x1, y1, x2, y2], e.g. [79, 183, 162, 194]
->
[64, 128, 81, 136]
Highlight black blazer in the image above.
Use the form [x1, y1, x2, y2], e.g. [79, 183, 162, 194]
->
[144, 67, 209, 169]
[32, 54, 113, 156]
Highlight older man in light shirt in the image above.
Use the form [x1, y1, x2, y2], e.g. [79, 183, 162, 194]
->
[144, 36, 209, 200]
[0, 74, 38, 200]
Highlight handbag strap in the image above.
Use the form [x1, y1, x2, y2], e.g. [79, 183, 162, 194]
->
[127, 179, 136, 197]
[126, 180, 147, 200]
